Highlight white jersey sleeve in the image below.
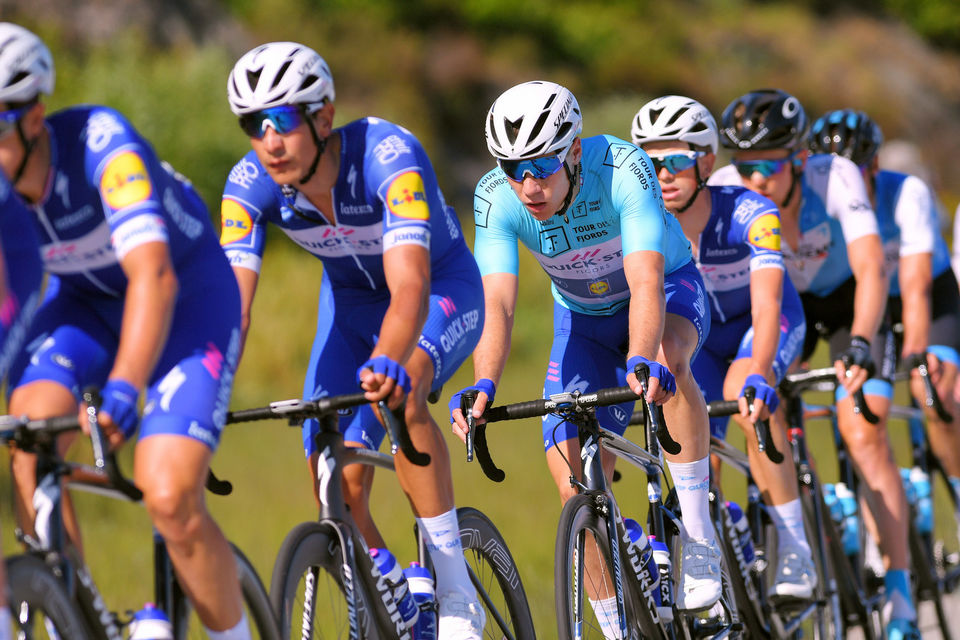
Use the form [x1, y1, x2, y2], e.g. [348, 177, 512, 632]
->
[894, 175, 937, 257]
[805, 154, 878, 245]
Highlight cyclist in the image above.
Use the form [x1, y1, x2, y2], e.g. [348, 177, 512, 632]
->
[451, 80, 722, 622]
[0, 23, 251, 639]
[811, 108, 960, 528]
[631, 95, 815, 601]
[223, 42, 486, 637]
[709, 89, 917, 639]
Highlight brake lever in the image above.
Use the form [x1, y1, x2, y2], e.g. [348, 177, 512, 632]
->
[634, 364, 681, 456]
[744, 387, 783, 464]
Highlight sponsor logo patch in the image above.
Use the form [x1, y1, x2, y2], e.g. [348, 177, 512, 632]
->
[386, 171, 429, 220]
[100, 151, 152, 210]
[220, 199, 254, 244]
[747, 213, 781, 251]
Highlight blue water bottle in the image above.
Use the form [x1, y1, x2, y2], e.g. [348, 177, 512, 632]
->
[370, 548, 419, 631]
[623, 518, 660, 602]
[899, 468, 917, 506]
[648, 536, 674, 623]
[834, 482, 861, 555]
[725, 501, 755, 564]
[403, 562, 438, 640]
[128, 603, 173, 640]
[910, 466, 933, 534]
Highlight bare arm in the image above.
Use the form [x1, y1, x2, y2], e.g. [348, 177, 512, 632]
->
[233, 266, 260, 359]
[898, 252, 932, 357]
[624, 250, 666, 398]
[847, 233, 888, 342]
[472, 272, 519, 387]
[747, 267, 784, 378]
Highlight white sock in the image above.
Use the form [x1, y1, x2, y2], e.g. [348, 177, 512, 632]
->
[204, 612, 251, 640]
[0, 608, 11, 640]
[418, 508, 476, 600]
[589, 596, 625, 639]
[770, 498, 811, 556]
[667, 457, 715, 542]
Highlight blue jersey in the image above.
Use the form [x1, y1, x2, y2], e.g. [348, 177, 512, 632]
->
[30, 106, 227, 298]
[0, 174, 43, 377]
[220, 117, 475, 298]
[873, 170, 951, 296]
[711, 154, 879, 297]
[695, 185, 795, 323]
[473, 135, 692, 315]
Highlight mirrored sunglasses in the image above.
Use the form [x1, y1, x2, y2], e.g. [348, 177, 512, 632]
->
[647, 151, 703, 175]
[732, 151, 799, 178]
[498, 147, 570, 182]
[238, 105, 306, 139]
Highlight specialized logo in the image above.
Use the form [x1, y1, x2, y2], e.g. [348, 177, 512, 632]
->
[100, 151, 152, 210]
[220, 199, 254, 244]
[747, 213, 781, 251]
[386, 171, 429, 220]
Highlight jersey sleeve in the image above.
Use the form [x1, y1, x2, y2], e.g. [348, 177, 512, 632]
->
[610, 146, 669, 256]
[369, 129, 432, 253]
[219, 156, 274, 274]
[88, 111, 169, 261]
[894, 175, 937, 257]
[472, 172, 520, 277]
[733, 190, 785, 272]
[820, 155, 879, 245]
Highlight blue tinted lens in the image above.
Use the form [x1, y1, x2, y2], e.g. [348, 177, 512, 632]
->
[498, 154, 565, 181]
[650, 153, 699, 175]
[733, 158, 787, 178]
[238, 105, 305, 139]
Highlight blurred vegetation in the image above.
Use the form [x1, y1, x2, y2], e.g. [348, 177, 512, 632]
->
[1, 0, 959, 634]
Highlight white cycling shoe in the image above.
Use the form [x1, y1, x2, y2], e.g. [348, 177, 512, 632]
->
[676, 538, 722, 612]
[772, 547, 817, 600]
[438, 591, 486, 639]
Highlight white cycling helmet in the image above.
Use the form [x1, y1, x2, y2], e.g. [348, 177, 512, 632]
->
[227, 42, 334, 115]
[0, 23, 54, 104]
[631, 95, 718, 154]
[485, 81, 582, 160]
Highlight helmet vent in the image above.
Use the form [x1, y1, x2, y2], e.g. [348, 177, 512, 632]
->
[555, 122, 572, 144]
[299, 74, 319, 93]
[5, 71, 27, 88]
[246, 69, 262, 91]
[271, 61, 292, 90]
[504, 117, 523, 145]
[529, 110, 549, 143]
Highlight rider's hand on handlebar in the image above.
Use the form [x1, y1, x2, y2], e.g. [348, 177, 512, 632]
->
[834, 335, 875, 394]
[625, 355, 676, 405]
[739, 373, 778, 423]
[449, 379, 495, 443]
[90, 378, 140, 450]
[906, 351, 942, 385]
[357, 355, 410, 409]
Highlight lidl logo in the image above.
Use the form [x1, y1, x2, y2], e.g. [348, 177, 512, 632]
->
[220, 199, 253, 245]
[100, 151, 152, 210]
[747, 213, 781, 251]
[386, 171, 429, 220]
[589, 280, 610, 296]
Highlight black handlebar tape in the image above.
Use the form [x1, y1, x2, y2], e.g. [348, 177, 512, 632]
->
[484, 398, 549, 422]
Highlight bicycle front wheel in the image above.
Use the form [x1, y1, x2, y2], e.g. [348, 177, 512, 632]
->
[6, 554, 92, 639]
[174, 542, 280, 640]
[457, 506, 536, 639]
[555, 493, 655, 640]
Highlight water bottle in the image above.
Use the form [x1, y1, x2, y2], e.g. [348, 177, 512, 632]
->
[725, 501, 755, 564]
[128, 603, 172, 640]
[899, 468, 917, 506]
[369, 548, 419, 631]
[822, 483, 843, 525]
[649, 536, 674, 623]
[834, 482, 861, 555]
[403, 562, 438, 640]
[910, 466, 933, 534]
[622, 518, 660, 602]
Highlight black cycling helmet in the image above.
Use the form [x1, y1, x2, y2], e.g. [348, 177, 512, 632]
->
[809, 109, 883, 166]
[720, 89, 808, 151]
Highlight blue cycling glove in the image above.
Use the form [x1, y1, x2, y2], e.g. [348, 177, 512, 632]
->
[448, 379, 496, 423]
[357, 355, 411, 393]
[100, 378, 140, 440]
[741, 373, 779, 414]
[626, 355, 676, 395]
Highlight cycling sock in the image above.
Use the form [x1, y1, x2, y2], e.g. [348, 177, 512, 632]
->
[883, 569, 916, 622]
[770, 498, 811, 556]
[588, 596, 625, 639]
[0, 608, 10, 640]
[418, 508, 477, 600]
[204, 612, 250, 640]
[667, 457, 715, 542]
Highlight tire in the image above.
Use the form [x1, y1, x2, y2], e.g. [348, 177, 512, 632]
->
[456, 506, 536, 639]
[173, 543, 280, 639]
[714, 499, 767, 637]
[555, 493, 656, 640]
[800, 485, 843, 640]
[6, 554, 92, 639]
[269, 521, 375, 639]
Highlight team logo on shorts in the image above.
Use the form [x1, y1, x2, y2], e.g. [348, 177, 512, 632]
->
[220, 199, 254, 244]
[589, 280, 610, 296]
[386, 171, 429, 220]
[747, 213, 781, 251]
[100, 151, 152, 210]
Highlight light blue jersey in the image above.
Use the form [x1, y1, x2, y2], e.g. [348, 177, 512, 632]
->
[473, 135, 692, 315]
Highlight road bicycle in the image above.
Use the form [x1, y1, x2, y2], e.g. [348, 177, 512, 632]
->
[226, 392, 535, 639]
[2, 390, 279, 639]
[473, 364, 741, 640]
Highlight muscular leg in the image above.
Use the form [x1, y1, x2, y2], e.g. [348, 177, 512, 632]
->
[8, 381, 84, 556]
[659, 313, 710, 463]
[916, 361, 960, 478]
[134, 435, 243, 631]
